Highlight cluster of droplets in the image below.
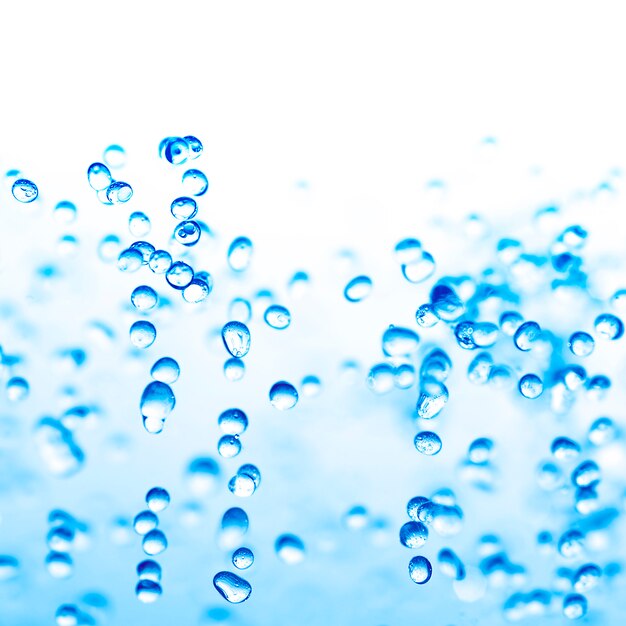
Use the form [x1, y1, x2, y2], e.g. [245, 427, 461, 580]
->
[139, 357, 179, 434]
[134, 487, 170, 603]
[45, 510, 89, 580]
[87, 148, 133, 206]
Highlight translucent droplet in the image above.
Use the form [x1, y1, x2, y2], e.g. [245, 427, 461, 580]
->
[394, 364, 415, 389]
[416, 378, 449, 419]
[367, 363, 395, 394]
[227, 237, 253, 272]
[173, 220, 201, 246]
[47, 526, 75, 552]
[182, 169, 208, 196]
[519, 374, 543, 399]
[222, 321, 251, 358]
[170, 197, 198, 220]
[6, 376, 29, 402]
[558, 530, 585, 559]
[288, 271, 310, 297]
[228, 298, 252, 323]
[137, 559, 162, 581]
[401, 251, 436, 284]
[588, 417, 616, 446]
[232, 547, 254, 570]
[421, 349, 452, 382]
[218, 435, 242, 458]
[166, 261, 194, 289]
[46, 551, 73, 578]
[269, 381, 298, 410]
[218, 409, 248, 435]
[133, 510, 158, 535]
[571, 460, 601, 487]
[344, 275, 373, 302]
[146, 487, 170, 512]
[213, 571, 252, 604]
[438, 548, 465, 580]
[399, 521, 429, 548]
[53, 200, 77, 224]
[136, 579, 162, 603]
[129, 212, 151, 236]
[408, 555, 432, 584]
[514, 321, 541, 351]
[563, 593, 587, 620]
[162, 137, 189, 165]
[394, 238, 422, 264]
[55, 604, 87, 626]
[87, 163, 112, 191]
[382, 326, 420, 356]
[468, 438, 493, 463]
[117, 248, 143, 273]
[430, 283, 464, 321]
[499, 311, 524, 335]
[568, 331, 595, 357]
[182, 278, 211, 304]
[184, 135, 203, 159]
[149, 250, 172, 274]
[142, 529, 167, 556]
[11, 177, 38, 203]
[224, 358, 245, 381]
[416, 303, 440, 328]
[414, 431, 442, 456]
[551, 437, 581, 461]
[264, 305, 291, 330]
[594, 313, 624, 340]
[140, 382, 175, 434]
[131, 285, 158, 311]
[275, 534, 305, 564]
[106, 181, 133, 204]
[130, 241, 155, 263]
[407, 497, 430, 522]
[151, 357, 180, 383]
[103, 144, 126, 169]
[130, 321, 157, 349]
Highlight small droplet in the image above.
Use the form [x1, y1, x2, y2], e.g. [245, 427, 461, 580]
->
[269, 381, 298, 410]
[151, 358, 180, 384]
[222, 322, 251, 358]
[594, 313, 624, 340]
[218, 409, 248, 435]
[232, 547, 254, 570]
[344, 275, 373, 302]
[130, 321, 157, 349]
[568, 331, 595, 357]
[106, 181, 133, 204]
[142, 529, 167, 556]
[519, 374, 543, 399]
[213, 571, 252, 603]
[149, 250, 173, 274]
[87, 163, 112, 191]
[551, 437, 581, 461]
[468, 438, 493, 464]
[399, 521, 429, 548]
[170, 197, 198, 220]
[133, 510, 158, 535]
[182, 169, 208, 196]
[136, 579, 162, 603]
[129, 212, 151, 236]
[137, 559, 162, 581]
[218, 435, 242, 458]
[414, 431, 442, 456]
[184, 135, 203, 159]
[301, 375, 322, 397]
[408, 555, 432, 584]
[499, 311, 524, 336]
[571, 460, 601, 487]
[45, 551, 73, 579]
[166, 261, 194, 289]
[131, 286, 158, 311]
[146, 487, 170, 512]
[173, 220, 201, 246]
[367, 363, 395, 394]
[275, 534, 305, 564]
[227, 237, 253, 272]
[264, 305, 291, 330]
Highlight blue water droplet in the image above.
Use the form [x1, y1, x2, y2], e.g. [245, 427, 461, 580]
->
[184, 135, 203, 159]
[218, 435, 241, 458]
[514, 321, 541, 351]
[213, 571, 252, 603]
[161, 137, 189, 165]
[170, 197, 198, 220]
[130, 321, 156, 348]
[275, 534, 305, 564]
[106, 181, 133, 204]
[182, 168, 208, 196]
[166, 261, 194, 289]
[224, 358, 245, 381]
[129, 211, 151, 236]
[173, 220, 201, 246]
[218, 408, 248, 435]
[151, 357, 180, 383]
[133, 510, 158, 535]
[414, 431, 442, 456]
[103, 144, 126, 169]
[400, 521, 429, 548]
[269, 381, 298, 410]
[137, 559, 162, 581]
[382, 326, 420, 356]
[344, 275, 373, 302]
[519, 373, 543, 399]
[53, 200, 77, 224]
[264, 305, 291, 330]
[146, 486, 170, 512]
[222, 321, 251, 358]
[131, 285, 158, 311]
[416, 303, 440, 328]
[136, 579, 162, 603]
[227, 237, 253, 272]
[87, 163, 112, 191]
[140, 382, 175, 434]
[594, 313, 624, 340]
[408, 555, 432, 584]
[568, 331, 595, 357]
[142, 529, 167, 556]
[232, 547, 254, 570]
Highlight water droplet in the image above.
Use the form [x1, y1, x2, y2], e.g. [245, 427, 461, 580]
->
[228, 298, 252, 323]
[87, 163, 112, 191]
[568, 331, 595, 357]
[408, 555, 432, 584]
[182, 168, 208, 196]
[213, 571, 252, 603]
[563, 593, 587, 620]
[218, 409, 248, 435]
[117, 248, 143, 273]
[147, 249, 172, 274]
[130, 321, 157, 348]
[103, 144, 126, 169]
[594, 313, 624, 340]
[382, 326, 419, 356]
[170, 197, 198, 220]
[344, 275, 373, 302]
[407, 497, 430, 521]
[46, 551, 73, 578]
[227, 237, 253, 272]
[142, 529, 167, 556]
[344, 505, 369, 530]
[275, 534, 305, 564]
[394, 238, 422, 264]
[416, 378, 449, 419]
[184, 135, 203, 159]
[514, 321, 541, 351]
[399, 521, 429, 548]
[519, 373, 543, 399]
[367, 363, 395, 394]
[558, 529, 585, 559]
[140, 382, 175, 434]
[161, 137, 189, 165]
[571, 460, 601, 487]
[133, 510, 158, 535]
[264, 305, 291, 330]
[218, 435, 242, 458]
[232, 547, 254, 570]
[551, 437, 580, 461]
[269, 381, 298, 410]
[166, 261, 194, 289]
[173, 220, 201, 246]
[401, 252, 436, 284]
[106, 181, 133, 204]
[53, 200, 77, 224]
[135, 579, 162, 603]
[438, 548, 465, 580]
[588, 417, 616, 446]
[468, 438, 493, 464]
[499, 311, 524, 335]
[182, 277, 211, 304]
[430, 283, 464, 321]
[146, 487, 170, 512]
[137, 559, 162, 581]
[151, 357, 180, 383]
[394, 364, 416, 389]
[222, 321, 251, 358]
[6, 376, 29, 402]
[415, 303, 440, 328]
[131, 286, 158, 311]
[301, 375, 322, 397]
[129, 211, 151, 236]
[224, 358, 245, 381]
[414, 431, 442, 456]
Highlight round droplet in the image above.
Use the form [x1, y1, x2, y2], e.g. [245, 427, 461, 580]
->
[227, 237, 253, 272]
[468, 438, 493, 464]
[46, 552, 73, 579]
[106, 181, 133, 204]
[224, 358, 246, 381]
[344, 275, 373, 302]
[87, 163, 112, 191]
[416, 303, 440, 328]
[183, 278, 211, 304]
[53, 200, 77, 224]
[551, 437, 581, 461]
[414, 431, 442, 456]
[130, 241, 155, 263]
[218, 409, 248, 435]
[568, 331, 595, 357]
[594, 313, 624, 340]
[275, 534, 305, 564]
[166, 261, 194, 289]
[558, 530, 585, 559]
[571, 460, 601, 487]
[394, 238, 422, 264]
[136, 579, 162, 603]
[222, 322, 251, 358]
[146, 487, 170, 512]
[142, 529, 167, 556]
[130, 321, 156, 349]
[382, 326, 420, 356]
[151, 357, 180, 383]
[269, 381, 298, 410]
[149, 250, 172, 274]
[406, 497, 430, 522]
[228, 298, 252, 323]
[182, 169, 208, 196]
[344, 505, 369, 530]
[170, 197, 198, 220]
[162, 137, 189, 165]
[218, 435, 242, 458]
[213, 571, 252, 604]
[563, 593, 587, 620]
[401, 252, 436, 284]
[232, 547, 254, 570]
[499, 311, 524, 336]
[129, 211, 151, 236]
[131, 285, 158, 311]
[438, 548, 465, 580]
[416, 378, 449, 419]
[117, 248, 143, 272]
[133, 510, 158, 535]
[174, 220, 201, 246]
[12, 178, 39, 203]
[408, 556, 432, 584]
[514, 321, 541, 351]
[103, 144, 126, 169]
[228, 473, 256, 497]
[519, 374, 543, 399]
[301, 375, 322, 397]
[137, 559, 162, 581]
[264, 305, 291, 330]
[399, 521, 429, 548]
[6, 377, 29, 402]
[367, 363, 395, 394]
[184, 135, 203, 159]
[588, 417, 616, 446]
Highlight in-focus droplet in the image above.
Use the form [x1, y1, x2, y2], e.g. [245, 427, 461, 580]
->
[146, 487, 170, 512]
[269, 381, 298, 410]
[213, 571, 252, 604]
[131, 286, 158, 311]
[222, 321, 251, 358]
[264, 305, 291, 330]
[142, 529, 167, 556]
[232, 547, 254, 570]
[130, 321, 157, 349]
[408, 555, 432, 584]
[173, 220, 201, 246]
[170, 197, 198, 220]
[151, 357, 180, 384]
[106, 181, 133, 204]
[149, 250, 172, 274]
[594, 313, 624, 340]
[568, 331, 595, 357]
[218, 435, 242, 458]
[133, 510, 158, 535]
[184, 135, 203, 159]
[414, 431, 442, 456]
[129, 211, 151, 236]
[166, 261, 194, 289]
[162, 137, 189, 165]
[519, 374, 543, 399]
[136, 579, 162, 603]
[87, 163, 112, 191]
[224, 358, 245, 381]
[182, 169, 208, 196]
[218, 409, 248, 435]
